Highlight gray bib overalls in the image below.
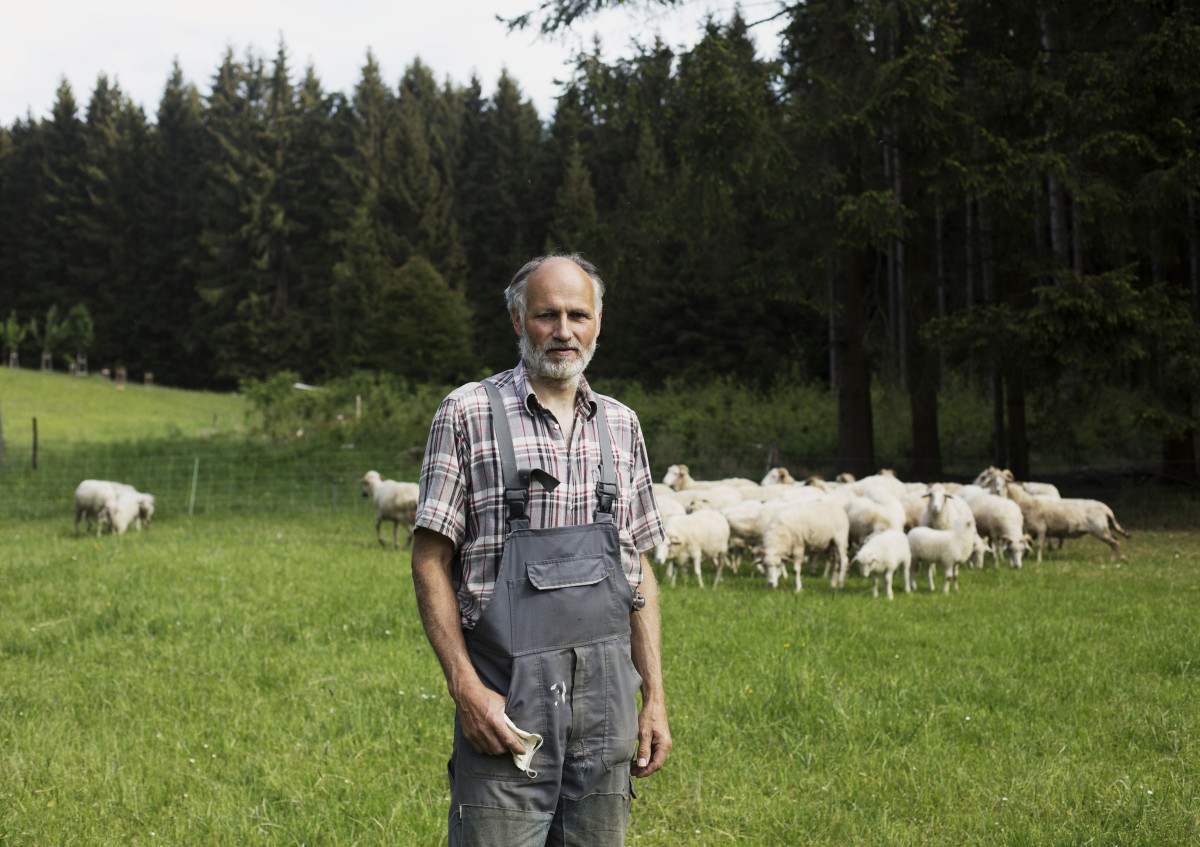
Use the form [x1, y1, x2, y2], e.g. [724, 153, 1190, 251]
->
[447, 381, 642, 847]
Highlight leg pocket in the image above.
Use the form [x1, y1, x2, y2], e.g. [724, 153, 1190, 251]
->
[459, 804, 554, 847]
[603, 643, 642, 769]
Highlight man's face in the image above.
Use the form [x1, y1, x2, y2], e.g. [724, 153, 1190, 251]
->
[513, 258, 601, 382]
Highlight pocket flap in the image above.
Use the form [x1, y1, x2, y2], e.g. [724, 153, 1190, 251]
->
[526, 555, 609, 590]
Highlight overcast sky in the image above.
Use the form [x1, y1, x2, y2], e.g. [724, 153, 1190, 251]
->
[2, 1, 785, 126]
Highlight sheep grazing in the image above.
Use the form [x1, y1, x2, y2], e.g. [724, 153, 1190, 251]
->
[98, 490, 147, 536]
[907, 516, 991, 594]
[760, 500, 851, 591]
[361, 470, 419, 549]
[75, 480, 155, 536]
[655, 509, 732, 588]
[1000, 481, 1130, 562]
[75, 479, 118, 535]
[853, 529, 912, 599]
[957, 486, 1028, 569]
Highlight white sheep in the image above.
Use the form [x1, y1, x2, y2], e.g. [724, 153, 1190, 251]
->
[683, 484, 745, 513]
[853, 529, 912, 599]
[919, 483, 978, 535]
[75, 479, 118, 535]
[845, 490, 907, 550]
[975, 466, 1061, 500]
[899, 490, 927, 530]
[361, 470, 419, 549]
[907, 518, 990, 594]
[958, 487, 1028, 569]
[661, 464, 755, 491]
[761, 467, 797, 486]
[655, 509, 732, 588]
[848, 469, 908, 500]
[75, 480, 154, 535]
[999, 481, 1130, 562]
[655, 494, 687, 522]
[97, 490, 146, 536]
[760, 500, 851, 591]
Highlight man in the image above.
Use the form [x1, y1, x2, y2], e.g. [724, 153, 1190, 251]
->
[412, 253, 671, 846]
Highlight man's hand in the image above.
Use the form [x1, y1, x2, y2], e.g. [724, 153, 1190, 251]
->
[631, 698, 671, 777]
[453, 680, 524, 757]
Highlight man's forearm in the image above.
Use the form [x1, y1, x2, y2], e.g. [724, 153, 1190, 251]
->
[411, 527, 520, 756]
[630, 554, 671, 776]
[411, 528, 489, 703]
[630, 557, 666, 704]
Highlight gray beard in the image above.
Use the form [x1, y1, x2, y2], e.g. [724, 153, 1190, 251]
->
[520, 334, 597, 382]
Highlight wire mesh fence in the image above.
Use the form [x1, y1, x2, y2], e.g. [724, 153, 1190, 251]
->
[0, 443, 417, 521]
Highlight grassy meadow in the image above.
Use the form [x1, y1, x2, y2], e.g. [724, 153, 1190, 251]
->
[2, 369, 1199, 845]
[0, 367, 248, 445]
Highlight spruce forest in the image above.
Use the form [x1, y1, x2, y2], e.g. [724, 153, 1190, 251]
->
[1, 0, 1198, 482]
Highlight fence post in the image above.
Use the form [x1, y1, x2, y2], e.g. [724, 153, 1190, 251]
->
[32, 416, 37, 470]
[188, 456, 200, 516]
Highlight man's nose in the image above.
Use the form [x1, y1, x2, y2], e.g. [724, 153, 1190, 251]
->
[552, 315, 572, 338]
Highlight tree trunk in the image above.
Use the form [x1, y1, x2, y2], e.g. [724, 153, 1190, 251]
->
[893, 135, 906, 388]
[1188, 193, 1198, 317]
[908, 341, 942, 480]
[832, 253, 875, 478]
[1005, 369, 1029, 479]
[991, 368, 1006, 469]
[935, 203, 946, 381]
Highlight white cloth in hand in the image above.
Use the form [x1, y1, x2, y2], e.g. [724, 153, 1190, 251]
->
[503, 714, 543, 778]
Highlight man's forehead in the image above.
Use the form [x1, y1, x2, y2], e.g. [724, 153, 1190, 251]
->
[527, 259, 594, 302]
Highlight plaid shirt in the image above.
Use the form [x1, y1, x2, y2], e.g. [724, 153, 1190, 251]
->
[416, 363, 665, 629]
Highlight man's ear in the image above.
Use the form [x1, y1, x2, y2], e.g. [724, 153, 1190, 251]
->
[595, 310, 602, 337]
[511, 306, 523, 337]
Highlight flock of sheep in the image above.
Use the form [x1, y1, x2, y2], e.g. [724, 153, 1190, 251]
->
[653, 464, 1131, 598]
[73, 465, 1130, 600]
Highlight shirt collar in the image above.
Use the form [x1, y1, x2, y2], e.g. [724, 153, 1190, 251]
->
[512, 360, 599, 421]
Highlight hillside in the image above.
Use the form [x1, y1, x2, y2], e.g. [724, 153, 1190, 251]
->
[0, 367, 248, 445]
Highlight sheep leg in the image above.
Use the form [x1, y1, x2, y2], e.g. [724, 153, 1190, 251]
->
[1035, 530, 1046, 563]
[376, 517, 387, 548]
[927, 560, 936, 592]
[884, 568, 895, 600]
[392, 520, 401, 549]
[692, 551, 704, 589]
[404, 525, 415, 550]
[792, 542, 805, 592]
[901, 561, 912, 593]
[667, 559, 678, 587]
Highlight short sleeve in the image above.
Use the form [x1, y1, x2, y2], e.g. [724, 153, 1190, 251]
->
[415, 395, 469, 547]
[624, 413, 666, 555]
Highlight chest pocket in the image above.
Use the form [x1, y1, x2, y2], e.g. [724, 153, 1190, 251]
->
[508, 553, 620, 655]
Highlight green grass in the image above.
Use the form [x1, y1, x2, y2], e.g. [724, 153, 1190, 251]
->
[0, 367, 248, 445]
[2, 512, 1198, 845]
[1, 367, 1197, 844]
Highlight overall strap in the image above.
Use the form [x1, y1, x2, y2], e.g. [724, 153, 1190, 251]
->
[591, 398, 619, 519]
[482, 380, 559, 525]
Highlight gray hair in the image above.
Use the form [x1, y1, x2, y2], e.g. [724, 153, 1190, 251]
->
[505, 253, 605, 322]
